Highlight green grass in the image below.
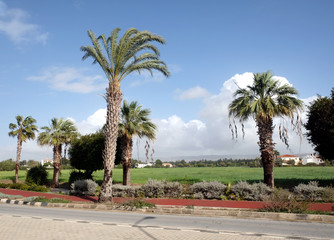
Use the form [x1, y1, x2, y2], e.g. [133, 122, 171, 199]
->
[1, 166, 333, 188]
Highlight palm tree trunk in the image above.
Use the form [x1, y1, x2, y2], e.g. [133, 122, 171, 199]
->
[14, 137, 22, 183]
[257, 117, 275, 188]
[52, 145, 62, 188]
[121, 135, 133, 186]
[99, 82, 122, 203]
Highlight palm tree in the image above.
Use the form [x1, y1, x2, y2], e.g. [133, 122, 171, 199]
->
[228, 71, 303, 187]
[38, 118, 78, 188]
[119, 100, 157, 186]
[81, 28, 169, 202]
[8, 115, 38, 183]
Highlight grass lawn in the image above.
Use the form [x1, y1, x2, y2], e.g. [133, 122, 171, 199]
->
[1, 166, 333, 188]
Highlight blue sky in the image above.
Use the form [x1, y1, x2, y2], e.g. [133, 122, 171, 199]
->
[1, 0, 333, 161]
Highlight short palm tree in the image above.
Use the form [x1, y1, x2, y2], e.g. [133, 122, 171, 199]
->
[229, 71, 303, 187]
[8, 115, 38, 183]
[119, 100, 157, 185]
[38, 118, 78, 187]
[81, 28, 169, 202]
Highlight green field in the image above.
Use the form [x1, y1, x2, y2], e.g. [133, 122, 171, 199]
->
[1, 166, 333, 188]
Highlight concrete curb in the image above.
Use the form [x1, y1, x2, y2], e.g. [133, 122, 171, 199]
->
[1, 198, 334, 223]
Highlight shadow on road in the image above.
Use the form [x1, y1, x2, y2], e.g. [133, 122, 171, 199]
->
[134, 216, 157, 240]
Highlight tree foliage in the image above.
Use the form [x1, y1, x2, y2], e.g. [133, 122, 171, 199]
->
[0, 159, 16, 171]
[69, 132, 105, 176]
[305, 88, 334, 160]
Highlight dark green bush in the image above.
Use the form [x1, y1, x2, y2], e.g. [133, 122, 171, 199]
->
[0, 183, 10, 188]
[68, 171, 92, 186]
[9, 183, 30, 190]
[25, 166, 48, 186]
[28, 185, 48, 192]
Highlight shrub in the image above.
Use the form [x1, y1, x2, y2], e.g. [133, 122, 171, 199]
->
[139, 179, 184, 198]
[9, 183, 30, 190]
[112, 185, 141, 198]
[190, 181, 226, 199]
[163, 181, 183, 198]
[27, 196, 71, 203]
[25, 166, 48, 186]
[28, 185, 48, 192]
[121, 199, 155, 209]
[0, 183, 10, 188]
[231, 181, 272, 201]
[262, 188, 309, 213]
[71, 179, 98, 196]
[68, 171, 91, 186]
[293, 181, 325, 201]
[140, 179, 164, 198]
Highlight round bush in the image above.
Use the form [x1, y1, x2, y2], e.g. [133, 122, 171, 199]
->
[25, 166, 48, 186]
[69, 171, 91, 186]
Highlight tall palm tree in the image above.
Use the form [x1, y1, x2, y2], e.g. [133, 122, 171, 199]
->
[229, 71, 303, 187]
[38, 118, 78, 188]
[81, 28, 169, 202]
[8, 115, 38, 183]
[119, 100, 157, 186]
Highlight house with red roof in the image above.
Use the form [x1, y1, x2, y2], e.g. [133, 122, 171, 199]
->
[277, 154, 301, 165]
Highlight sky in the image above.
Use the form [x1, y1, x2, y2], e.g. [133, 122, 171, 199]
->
[0, 0, 333, 162]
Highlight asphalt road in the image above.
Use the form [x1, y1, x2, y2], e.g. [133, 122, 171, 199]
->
[0, 204, 333, 240]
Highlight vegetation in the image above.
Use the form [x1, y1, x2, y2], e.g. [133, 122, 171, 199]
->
[25, 166, 48, 186]
[69, 131, 104, 178]
[81, 27, 169, 203]
[229, 71, 304, 187]
[0, 159, 16, 171]
[8, 115, 38, 183]
[38, 118, 79, 188]
[119, 100, 157, 185]
[305, 87, 334, 161]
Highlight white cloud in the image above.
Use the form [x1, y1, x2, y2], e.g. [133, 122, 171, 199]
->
[27, 67, 107, 93]
[0, 1, 49, 44]
[75, 108, 106, 135]
[19, 72, 314, 162]
[177, 86, 211, 100]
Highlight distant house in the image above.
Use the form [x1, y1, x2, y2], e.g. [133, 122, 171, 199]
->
[302, 154, 323, 165]
[41, 159, 53, 167]
[137, 163, 153, 168]
[162, 163, 173, 168]
[278, 154, 300, 165]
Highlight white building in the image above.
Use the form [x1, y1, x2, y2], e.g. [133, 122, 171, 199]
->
[41, 159, 53, 166]
[302, 154, 323, 165]
[278, 154, 300, 165]
[137, 163, 153, 168]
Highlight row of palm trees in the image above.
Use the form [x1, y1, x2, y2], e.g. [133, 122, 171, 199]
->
[9, 117, 78, 187]
[9, 27, 304, 202]
[80, 27, 304, 202]
[8, 101, 157, 188]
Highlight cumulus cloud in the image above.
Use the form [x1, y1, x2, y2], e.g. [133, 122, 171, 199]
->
[176, 86, 211, 100]
[27, 67, 107, 93]
[0, 1, 49, 44]
[54, 72, 316, 161]
[75, 108, 106, 134]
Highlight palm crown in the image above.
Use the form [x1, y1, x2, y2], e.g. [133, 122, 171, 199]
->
[81, 28, 170, 84]
[9, 115, 38, 141]
[119, 100, 157, 140]
[229, 71, 303, 121]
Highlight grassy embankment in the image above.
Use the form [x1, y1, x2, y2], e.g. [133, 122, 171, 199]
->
[0, 166, 333, 188]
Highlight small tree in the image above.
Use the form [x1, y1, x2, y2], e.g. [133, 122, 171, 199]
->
[305, 88, 334, 161]
[8, 115, 38, 183]
[69, 132, 105, 178]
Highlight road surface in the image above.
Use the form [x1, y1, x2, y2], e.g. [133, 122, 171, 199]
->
[0, 204, 333, 239]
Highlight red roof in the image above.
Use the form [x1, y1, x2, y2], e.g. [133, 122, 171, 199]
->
[278, 154, 299, 158]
